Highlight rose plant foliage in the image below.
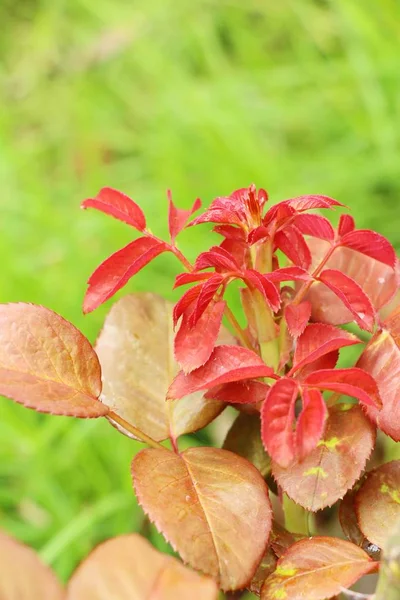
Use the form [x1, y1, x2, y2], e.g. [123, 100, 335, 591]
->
[1, 184, 400, 598]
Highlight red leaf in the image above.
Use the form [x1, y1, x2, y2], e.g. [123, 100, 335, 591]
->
[274, 226, 312, 270]
[189, 275, 224, 326]
[84, 237, 167, 313]
[213, 224, 245, 240]
[285, 194, 344, 211]
[189, 206, 243, 227]
[219, 238, 248, 271]
[174, 272, 214, 288]
[266, 267, 312, 283]
[173, 285, 202, 326]
[261, 378, 299, 467]
[305, 368, 382, 409]
[0, 304, 107, 418]
[244, 270, 281, 312]
[82, 187, 146, 231]
[167, 345, 275, 400]
[175, 301, 226, 373]
[285, 301, 312, 338]
[291, 323, 361, 374]
[340, 229, 396, 267]
[206, 380, 269, 405]
[194, 246, 240, 272]
[293, 213, 335, 241]
[297, 350, 339, 379]
[338, 214, 355, 236]
[248, 225, 270, 245]
[295, 388, 327, 460]
[168, 191, 201, 242]
[317, 268, 375, 331]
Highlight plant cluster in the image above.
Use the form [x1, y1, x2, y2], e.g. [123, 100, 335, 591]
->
[0, 185, 399, 599]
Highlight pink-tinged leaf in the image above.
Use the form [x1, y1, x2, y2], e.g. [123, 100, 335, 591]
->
[305, 368, 382, 409]
[340, 229, 396, 267]
[285, 194, 344, 211]
[260, 537, 376, 600]
[0, 304, 107, 418]
[96, 294, 230, 442]
[167, 345, 275, 400]
[274, 226, 312, 270]
[355, 461, 400, 549]
[189, 208, 243, 227]
[0, 531, 64, 599]
[295, 388, 327, 461]
[263, 202, 295, 229]
[175, 300, 225, 373]
[206, 380, 269, 405]
[357, 315, 400, 440]
[339, 214, 355, 236]
[293, 213, 335, 241]
[296, 350, 339, 380]
[189, 274, 224, 326]
[248, 225, 270, 245]
[174, 272, 214, 288]
[83, 237, 167, 313]
[82, 187, 146, 231]
[266, 266, 312, 283]
[306, 240, 397, 325]
[132, 446, 272, 591]
[244, 269, 281, 312]
[194, 245, 240, 272]
[223, 413, 271, 476]
[261, 378, 299, 467]
[173, 284, 202, 326]
[168, 191, 201, 243]
[285, 301, 312, 338]
[317, 268, 375, 331]
[67, 533, 218, 600]
[291, 323, 361, 374]
[273, 404, 376, 511]
[213, 224, 245, 240]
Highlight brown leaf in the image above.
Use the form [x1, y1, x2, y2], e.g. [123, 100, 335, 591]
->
[260, 537, 377, 600]
[67, 533, 218, 599]
[272, 404, 376, 511]
[223, 412, 271, 476]
[269, 521, 304, 558]
[355, 460, 400, 549]
[96, 293, 231, 442]
[131, 446, 272, 591]
[0, 531, 64, 599]
[249, 547, 277, 596]
[0, 304, 106, 417]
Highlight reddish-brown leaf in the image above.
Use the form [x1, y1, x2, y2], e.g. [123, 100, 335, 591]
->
[275, 226, 312, 270]
[96, 294, 227, 442]
[168, 191, 201, 243]
[291, 323, 361, 374]
[295, 388, 327, 461]
[355, 461, 400, 549]
[284, 301, 312, 338]
[293, 213, 335, 241]
[0, 303, 106, 417]
[132, 447, 272, 591]
[206, 380, 269, 405]
[261, 378, 299, 467]
[249, 548, 277, 596]
[82, 187, 146, 231]
[0, 531, 64, 599]
[175, 300, 226, 373]
[269, 522, 304, 558]
[67, 533, 218, 600]
[223, 412, 271, 476]
[273, 404, 376, 511]
[306, 240, 397, 326]
[357, 312, 400, 440]
[317, 268, 375, 331]
[261, 537, 376, 600]
[340, 229, 396, 267]
[339, 479, 378, 556]
[304, 368, 382, 409]
[167, 345, 275, 400]
[83, 237, 167, 313]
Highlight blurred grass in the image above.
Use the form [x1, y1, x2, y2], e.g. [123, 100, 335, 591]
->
[1, 0, 400, 585]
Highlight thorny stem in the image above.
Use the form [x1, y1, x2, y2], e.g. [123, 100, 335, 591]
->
[293, 243, 337, 305]
[108, 411, 170, 452]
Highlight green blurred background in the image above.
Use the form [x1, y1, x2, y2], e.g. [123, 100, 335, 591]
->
[1, 0, 400, 587]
